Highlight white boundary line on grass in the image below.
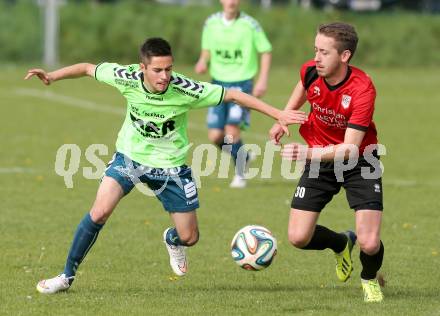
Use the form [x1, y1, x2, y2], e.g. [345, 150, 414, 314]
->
[15, 88, 124, 115]
[0, 167, 36, 174]
[14, 88, 269, 141]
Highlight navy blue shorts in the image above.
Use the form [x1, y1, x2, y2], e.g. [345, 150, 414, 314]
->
[104, 152, 199, 212]
[207, 79, 252, 130]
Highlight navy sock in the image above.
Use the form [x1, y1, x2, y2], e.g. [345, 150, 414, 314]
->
[360, 241, 384, 280]
[230, 140, 248, 176]
[216, 138, 248, 176]
[301, 225, 347, 253]
[63, 213, 104, 280]
[165, 227, 184, 246]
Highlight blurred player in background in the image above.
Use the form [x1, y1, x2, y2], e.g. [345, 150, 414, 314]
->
[195, 0, 272, 188]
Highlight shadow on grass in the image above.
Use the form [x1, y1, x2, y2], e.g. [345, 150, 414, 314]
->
[383, 286, 440, 299]
[92, 281, 360, 296]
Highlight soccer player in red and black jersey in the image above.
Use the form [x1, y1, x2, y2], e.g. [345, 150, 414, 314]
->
[270, 22, 384, 302]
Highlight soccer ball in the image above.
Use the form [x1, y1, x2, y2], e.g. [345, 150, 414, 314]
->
[231, 225, 277, 271]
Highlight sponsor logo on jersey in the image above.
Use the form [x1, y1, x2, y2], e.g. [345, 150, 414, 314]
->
[312, 102, 347, 128]
[215, 49, 243, 62]
[114, 78, 139, 88]
[130, 108, 166, 119]
[113, 67, 141, 88]
[130, 112, 176, 138]
[313, 86, 320, 96]
[172, 86, 200, 99]
[341, 94, 352, 109]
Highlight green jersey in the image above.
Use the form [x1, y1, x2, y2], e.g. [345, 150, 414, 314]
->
[201, 12, 272, 82]
[95, 62, 225, 168]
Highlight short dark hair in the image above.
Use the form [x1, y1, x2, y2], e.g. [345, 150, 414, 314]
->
[318, 22, 358, 62]
[139, 37, 172, 62]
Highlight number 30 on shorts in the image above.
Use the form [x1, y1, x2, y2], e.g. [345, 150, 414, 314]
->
[294, 186, 306, 198]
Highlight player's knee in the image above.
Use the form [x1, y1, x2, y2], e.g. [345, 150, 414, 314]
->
[90, 207, 112, 224]
[178, 229, 199, 247]
[288, 231, 310, 248]
[357, 235, 381, 255]
[208, 133, 223, 145]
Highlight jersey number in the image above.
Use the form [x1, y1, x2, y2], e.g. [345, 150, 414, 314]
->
[294, 186, 306, 198]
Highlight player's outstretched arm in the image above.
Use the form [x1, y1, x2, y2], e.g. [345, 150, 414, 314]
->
[269, 80, 308, 144]
[224, 89, 307, 136]
[24, 63, 96, 85]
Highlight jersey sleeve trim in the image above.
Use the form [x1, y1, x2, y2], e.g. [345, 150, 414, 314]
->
[204, 12, 221, 26]
[304, 66, 319, 90]
[347, 123, 368, 132]
[217, 87, 225, 106]
[94, 62, 104, 81]
[240, 12, 263, 32]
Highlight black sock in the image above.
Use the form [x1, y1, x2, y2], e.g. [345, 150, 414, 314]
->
[360, 241, 384, 280]
[302, 225, 347, 253]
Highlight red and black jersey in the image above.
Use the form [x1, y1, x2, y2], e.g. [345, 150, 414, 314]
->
[299, 60, 378, 155]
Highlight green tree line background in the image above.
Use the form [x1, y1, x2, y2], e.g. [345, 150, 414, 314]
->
[1, 1, 439, 67]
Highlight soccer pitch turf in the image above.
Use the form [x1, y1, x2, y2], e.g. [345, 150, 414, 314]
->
[1, 65, 439, 315]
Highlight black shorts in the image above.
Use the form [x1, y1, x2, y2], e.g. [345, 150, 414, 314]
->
[291, 156, 383, 212]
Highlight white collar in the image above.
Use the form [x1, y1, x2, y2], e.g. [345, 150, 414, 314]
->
[222, 12, 238, 26]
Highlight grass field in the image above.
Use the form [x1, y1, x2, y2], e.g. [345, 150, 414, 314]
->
[1, 65, 439, 315]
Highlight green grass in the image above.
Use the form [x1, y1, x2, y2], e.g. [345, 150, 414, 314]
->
[1, 65, 439, 315]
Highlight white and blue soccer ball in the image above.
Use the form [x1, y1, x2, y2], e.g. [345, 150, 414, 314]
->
[231, 225, 277, 271]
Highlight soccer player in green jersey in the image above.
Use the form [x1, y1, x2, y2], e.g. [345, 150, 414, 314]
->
[25, 38, 307, 294]
[195, 0, 272, 188]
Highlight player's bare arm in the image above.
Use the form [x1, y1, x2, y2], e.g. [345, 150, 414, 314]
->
[253, 52, 272, 98]
[281, 127, 366, 161]
[24, 63, 96, 85]
[224, 89, 307, 136]
[194, 50, 210, 74]
[269, 80, 308, 144]
[284, 80, 308, 111]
